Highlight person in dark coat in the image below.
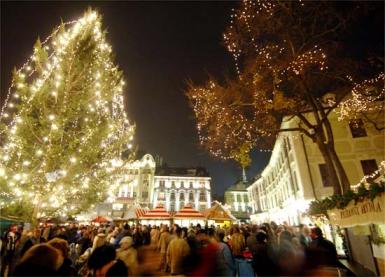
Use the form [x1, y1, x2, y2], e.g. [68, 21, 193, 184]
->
[12, 244, 63, 276]
[114, 224, 131, 248]
[77, 230, 92, 255]
[306, 227, 339, 269]
[252, 231, 278, 276]
[88, 245, 128, 276]
[48, 238, 77, 276]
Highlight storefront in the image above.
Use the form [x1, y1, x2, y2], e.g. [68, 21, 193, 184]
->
[327, 193, 385, 275]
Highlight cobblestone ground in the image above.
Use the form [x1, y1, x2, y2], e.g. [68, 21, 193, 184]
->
[137, 245, 168, 276]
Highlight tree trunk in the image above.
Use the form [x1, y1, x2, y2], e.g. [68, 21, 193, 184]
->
[327, 145, 351, 193]
[315, 130, 342, 195]
[31, 197, 41, 229]
[320, 108, 351, 193]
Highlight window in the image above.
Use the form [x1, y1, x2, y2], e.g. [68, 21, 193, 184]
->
[361, 160, 378, 177]
[237, 194, 242, 202]
[112, 203, 123, 210]
[142, 191, 148, 199]
[189, 193, 194, 202]
[349, 119, 367, 138]
[171, 181, 175, 187]
[133, 192, 137, 197]
[170, 192, 175, 201]
[293, 171, 299, 191]
[199, 193, 205, 201]
[319, 164, 332, 187]
[180, 193, 185, 200]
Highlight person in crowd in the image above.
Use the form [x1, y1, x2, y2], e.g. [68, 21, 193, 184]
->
[65, 224, 78, 245]
[77, 230, 91, 256]
[48, 237, 77, 276]
[297, 224, 312, 248]
[187, 228, 219, 276]
[18, 229, 42, 258]
[158, 225, 171, 272]
[229, 225, 245, 257]
[132, 226, 143, 247]
[216, 231, 235, 276]
[114, 224, 131, 248]
[12, 243, 63, 276]
[246, 225, 258, 254]
[277, 230, 305, 275]
[92, 229, 107, 252]
[116, 236, 138, 276]
[41, 226, 51, 242]
[307, 227, 339, 269]
[252, 230, 277, 276]
[1, 225, 20, 276]
[166, 226, 190, 275]
[150, 226, 160, 250]
[141, 225, 151, 245]
[87, 245, 128, 277]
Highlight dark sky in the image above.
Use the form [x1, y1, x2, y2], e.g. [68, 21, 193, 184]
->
[1, 1, 270, 196]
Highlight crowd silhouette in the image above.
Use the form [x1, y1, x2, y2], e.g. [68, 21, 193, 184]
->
[1, 221, 345, 276]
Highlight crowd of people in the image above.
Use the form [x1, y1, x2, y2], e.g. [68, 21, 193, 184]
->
[1, 221, 344, 276]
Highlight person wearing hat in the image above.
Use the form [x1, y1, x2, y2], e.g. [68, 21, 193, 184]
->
[116, 236, 138, 276]
[91, 229, 107, 252]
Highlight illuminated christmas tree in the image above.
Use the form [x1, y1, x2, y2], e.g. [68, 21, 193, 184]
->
[0, 10, 135, 222]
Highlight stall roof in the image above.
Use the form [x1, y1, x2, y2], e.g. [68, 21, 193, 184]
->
[140, 205, 171, 219]
[122, 204, 148, 220]
[174, 204, 205, 219]
[204, 201, 237, 221]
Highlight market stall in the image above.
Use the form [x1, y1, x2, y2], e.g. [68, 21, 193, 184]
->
[140, 205, 171, 226]
[121, 204, 148, 224]
[91, 216, 112, 225]
[173, 204, 205, 227]
[309, 182, 385, 276]
[204, 201, 237, 227]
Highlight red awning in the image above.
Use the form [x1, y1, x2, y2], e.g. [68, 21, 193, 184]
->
[174, 204, 205, 219]
[135, 206, 148, 218]
[92, 216, 111, 223]
[140, 205, 171, 219]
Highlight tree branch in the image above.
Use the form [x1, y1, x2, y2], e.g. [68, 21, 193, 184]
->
[362, 112, 385, 131]
[277, 127, 313, 139]
[295, 112, 314, 130]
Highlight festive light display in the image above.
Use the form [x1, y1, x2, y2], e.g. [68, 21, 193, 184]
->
[187, 0, 342, 162]
[337, 73, 385, 126]
[187, 0, 383, 195]
[0, 10, 135, 220]
[351, 160, 385, 190]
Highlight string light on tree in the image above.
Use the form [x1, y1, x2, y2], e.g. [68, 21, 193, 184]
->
[0, 10, 135, 221]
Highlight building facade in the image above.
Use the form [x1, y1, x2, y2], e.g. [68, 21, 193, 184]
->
[224, 180, 251, 221]
[97, 154, 212, 218]
[247, 110, 384, 225]
[152, 167, 211, 212]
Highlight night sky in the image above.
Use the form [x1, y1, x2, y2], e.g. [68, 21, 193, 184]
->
[1, 1, 271, 196]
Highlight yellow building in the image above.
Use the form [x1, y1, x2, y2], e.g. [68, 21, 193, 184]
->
[248, 110, 384, 225]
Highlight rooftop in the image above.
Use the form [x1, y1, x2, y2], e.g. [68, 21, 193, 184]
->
[155, 166, 210, 177]
[225, 179, 250, 192]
